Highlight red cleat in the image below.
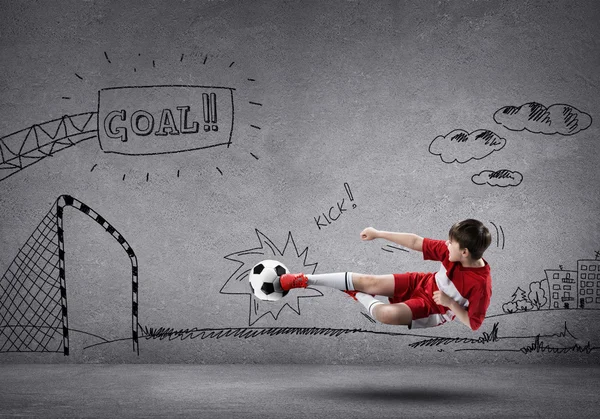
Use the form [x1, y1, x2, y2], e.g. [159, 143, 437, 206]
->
[342, 290, 359, 301]
[279, 273, 309, 291]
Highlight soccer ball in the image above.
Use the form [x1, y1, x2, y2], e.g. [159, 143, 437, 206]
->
[249, 259, 289, 301]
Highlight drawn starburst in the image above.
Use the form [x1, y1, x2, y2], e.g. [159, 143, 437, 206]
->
[221, 229, 322, 326]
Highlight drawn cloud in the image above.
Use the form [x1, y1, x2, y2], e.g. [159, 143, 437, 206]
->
[471, 169, 523, 187]
[429, 129, 506, 164]
[493, 102, 592, 136]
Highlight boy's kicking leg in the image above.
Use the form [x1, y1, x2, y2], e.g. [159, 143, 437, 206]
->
[280, 272, 395, 295]
[280, 272, 413, 326]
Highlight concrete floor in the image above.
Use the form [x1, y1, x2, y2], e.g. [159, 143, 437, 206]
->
[0, 364, 598, 418]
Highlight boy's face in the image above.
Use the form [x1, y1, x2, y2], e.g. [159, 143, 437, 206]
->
[446, 238, 465, 262]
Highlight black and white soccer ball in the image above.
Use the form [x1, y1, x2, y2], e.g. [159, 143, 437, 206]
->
[249, 259, 289, 301]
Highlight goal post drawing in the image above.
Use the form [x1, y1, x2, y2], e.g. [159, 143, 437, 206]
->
[0, 195, 139, 355]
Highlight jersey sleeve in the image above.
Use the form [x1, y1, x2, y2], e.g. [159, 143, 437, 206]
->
[467, 285, 491, 331]
[422, 238, 448, 262]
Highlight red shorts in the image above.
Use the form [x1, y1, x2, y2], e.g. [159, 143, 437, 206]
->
[390, 272, 442, 321]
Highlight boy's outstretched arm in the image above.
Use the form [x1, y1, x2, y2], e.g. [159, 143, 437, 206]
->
[360, 227, 424, 252]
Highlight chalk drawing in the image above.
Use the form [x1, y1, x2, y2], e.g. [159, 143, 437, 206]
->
[428, 129, 506, 164]
[414, 321, 598, 355]
[0, 195, 140, 355]
[501, 254, 600, 313]
[471, 169, 523, 187]
[314, 183, 358, 231]
[0, 113, 97, 182]
[381, 244, 409, 254]
[489, 221, 505, 249]
[135, 318, 599, 356]
[220, 229, 322, 326]
[493, 102, 592, 136]
[0, 52, 264, 182]
[98, 85, 235, 156]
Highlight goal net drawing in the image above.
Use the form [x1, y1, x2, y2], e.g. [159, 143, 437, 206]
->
[0, 195, 139, 355]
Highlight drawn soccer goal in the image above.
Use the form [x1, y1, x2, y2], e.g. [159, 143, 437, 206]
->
[0, 195, 139, 355]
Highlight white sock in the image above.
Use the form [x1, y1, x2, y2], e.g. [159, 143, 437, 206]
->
[306, 272, 354, 290]
[356, 292, 385, 317]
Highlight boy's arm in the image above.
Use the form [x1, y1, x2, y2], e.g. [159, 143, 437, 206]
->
[433, 290, 483, 331]
[447, 301, 473, 330]
[360, 228, 424, 252]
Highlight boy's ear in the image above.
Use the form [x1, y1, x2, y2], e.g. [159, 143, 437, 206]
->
[461, 247, 470, 258]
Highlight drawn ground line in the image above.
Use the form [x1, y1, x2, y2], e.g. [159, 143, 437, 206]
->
[73, 320, 597, 357]
[486, 307, 600, 319]
[137, 325, 477, 340]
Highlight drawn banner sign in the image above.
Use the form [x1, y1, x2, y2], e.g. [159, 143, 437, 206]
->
[98, 85, 234, 155]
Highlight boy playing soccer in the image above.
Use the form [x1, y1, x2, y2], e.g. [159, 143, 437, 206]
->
[280, 219, 492, 331]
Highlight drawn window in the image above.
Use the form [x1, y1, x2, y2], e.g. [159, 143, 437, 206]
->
[591, 265, 597, 271]
[589, 273, 596, 280]
[597, 289, 600, 296]
[587, 281, 594, 287]
[553, 284, 560, 290]
[554, 302, 559, 308]
[553, 292, 559, 299]
[586, 297, 593, 303]
[580, 290, 585, 295]
[581, 265, 587, 271]
[587, 289, 593, 295]
[563, 285, 571, 291]
[581, 280, 586, 287]
[581, 273, 587, 279]
[553, 273, 559, 279]
[564, 292, 571, 298]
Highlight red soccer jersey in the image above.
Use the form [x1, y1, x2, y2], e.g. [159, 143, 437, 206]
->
[421, 238, 492, 330]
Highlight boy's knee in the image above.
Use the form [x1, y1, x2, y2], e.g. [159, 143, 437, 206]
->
[373, 304, 412, 326]
[352, 274, 374, 293]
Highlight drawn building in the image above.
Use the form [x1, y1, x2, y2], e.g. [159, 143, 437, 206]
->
[578, 259, 600, 309]
[544, 269, 577, 310]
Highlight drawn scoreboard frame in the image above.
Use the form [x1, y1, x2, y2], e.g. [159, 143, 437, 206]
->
[97, 85, 235, 156]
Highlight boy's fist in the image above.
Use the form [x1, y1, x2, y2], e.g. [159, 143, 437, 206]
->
[433, 290, 453, 308]
[360, 227, 379, 241]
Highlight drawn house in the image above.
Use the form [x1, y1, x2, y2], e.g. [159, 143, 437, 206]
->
[578, 259, 600, 309]
[544, 269, 577, 309]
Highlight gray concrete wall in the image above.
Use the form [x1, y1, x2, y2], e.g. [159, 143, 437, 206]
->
[0, 0, 599, 364]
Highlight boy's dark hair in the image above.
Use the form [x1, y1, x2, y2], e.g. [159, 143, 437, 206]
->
[448, 219, 491, 260]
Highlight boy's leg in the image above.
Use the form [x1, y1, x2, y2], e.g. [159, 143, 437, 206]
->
[351, 293, 413, 325]
[369, 300, 413, 326]
[280, 271, 414, 326]
[280, 272, 396, 297]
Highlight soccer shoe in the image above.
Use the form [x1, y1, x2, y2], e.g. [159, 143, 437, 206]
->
[279, 273, 309, 291]
[342, 290, 359, 301]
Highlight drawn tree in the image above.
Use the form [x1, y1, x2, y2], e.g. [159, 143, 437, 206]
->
[528, 280, 548, 310]
[513, 287, 527, 301]
[502, 301, 518, 314]
[515, 299, 532, 312]
[502, 286, 532, 313]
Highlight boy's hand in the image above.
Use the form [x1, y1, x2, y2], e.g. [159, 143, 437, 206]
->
[360, 227, 379, 241]
[433, 290, 453, 308]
